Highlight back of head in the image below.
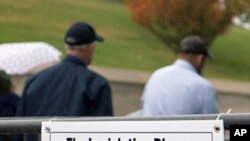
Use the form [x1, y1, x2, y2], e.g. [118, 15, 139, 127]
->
[64, 22, 105, 65]
[0, 70, 11, 94]
[179, 35, 212, 58]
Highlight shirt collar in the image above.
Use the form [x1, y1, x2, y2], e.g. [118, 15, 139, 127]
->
[63, 55, 86, 66]
[174, 59, 197, 73]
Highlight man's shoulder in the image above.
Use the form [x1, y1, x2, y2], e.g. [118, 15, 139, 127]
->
[30, 63, 62, 77]
[149, 64, 175, 79]
[27, 62, 109, 86]
[152, 66, 212, 85]
[34, 60, 85, 75]
[26, 62, 69, 83]
[193, 75, 214, 89]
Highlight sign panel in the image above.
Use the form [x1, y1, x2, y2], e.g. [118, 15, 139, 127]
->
[42, 120, 224, 141]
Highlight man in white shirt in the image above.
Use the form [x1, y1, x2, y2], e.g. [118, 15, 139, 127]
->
[142, 35, 218, 116]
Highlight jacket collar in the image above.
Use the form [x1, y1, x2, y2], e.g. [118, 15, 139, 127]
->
[63, 55, 86, 66]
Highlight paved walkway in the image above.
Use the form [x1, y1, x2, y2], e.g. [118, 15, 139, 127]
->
[12, 64, 250, 96]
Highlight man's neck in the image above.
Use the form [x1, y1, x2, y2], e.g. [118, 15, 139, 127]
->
[66, 50, 88, 65]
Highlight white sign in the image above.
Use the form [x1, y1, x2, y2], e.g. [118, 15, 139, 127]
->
[42, 120, 224, 141]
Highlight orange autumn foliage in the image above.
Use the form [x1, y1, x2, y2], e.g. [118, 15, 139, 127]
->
[125, 0, 250, 51]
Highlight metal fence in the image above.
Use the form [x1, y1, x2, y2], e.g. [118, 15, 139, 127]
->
[0, 113, 250, 134]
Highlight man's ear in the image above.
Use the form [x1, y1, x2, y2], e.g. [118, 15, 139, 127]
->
[84, 43, 94, 58]
[197, 54, 205, 62]
[86, 43, 94, 53]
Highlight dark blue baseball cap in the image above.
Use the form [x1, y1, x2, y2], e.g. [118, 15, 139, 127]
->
[65, 22, 104, 45]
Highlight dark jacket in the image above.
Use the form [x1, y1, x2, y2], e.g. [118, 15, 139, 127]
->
[17, 55, 113, 116]
[0, 92, 19, 117]
[0, 93, 19, 141]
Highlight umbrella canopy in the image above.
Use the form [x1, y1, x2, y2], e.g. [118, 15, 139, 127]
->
[0, 42, 62, 75]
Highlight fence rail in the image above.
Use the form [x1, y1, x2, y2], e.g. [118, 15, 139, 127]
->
[0, 113, 250, 133]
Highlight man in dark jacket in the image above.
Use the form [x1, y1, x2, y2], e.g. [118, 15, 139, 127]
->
[17, 22, 113, 117]
[0, 70, 20, 141]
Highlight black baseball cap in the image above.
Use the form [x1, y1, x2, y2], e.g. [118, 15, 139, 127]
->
[65, 22, 104, 45]
[179, 35, 213, 59]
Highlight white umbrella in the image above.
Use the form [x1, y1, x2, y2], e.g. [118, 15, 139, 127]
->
[0, 42, 62, 75]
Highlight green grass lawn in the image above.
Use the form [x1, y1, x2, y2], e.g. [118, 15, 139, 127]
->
[0, 0, 250, 81]
[206, 26, 250, 81]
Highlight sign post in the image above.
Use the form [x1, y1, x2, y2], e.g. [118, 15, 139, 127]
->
[42, 120, 224, 141]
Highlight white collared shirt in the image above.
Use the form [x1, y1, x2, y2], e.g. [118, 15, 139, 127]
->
[141, 59, 218, 116]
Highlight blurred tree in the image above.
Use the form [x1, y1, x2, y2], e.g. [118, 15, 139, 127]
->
[125, 0, 250, 52]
